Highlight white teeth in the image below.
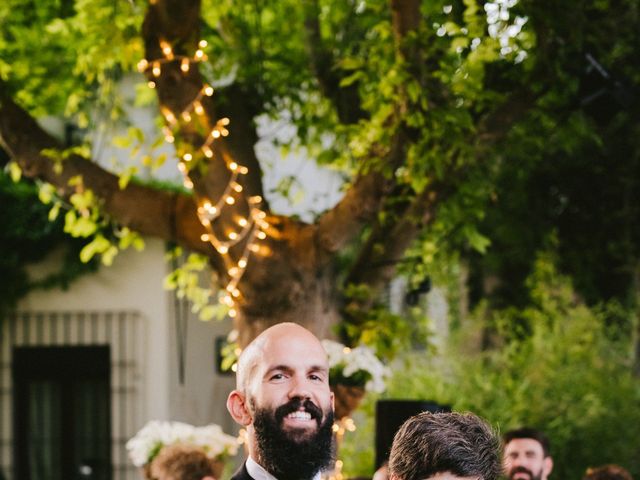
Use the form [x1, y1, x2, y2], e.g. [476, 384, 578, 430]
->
[287, 411, 311, 420]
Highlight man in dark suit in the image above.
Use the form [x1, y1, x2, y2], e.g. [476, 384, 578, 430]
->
[226, 323, 335, 480]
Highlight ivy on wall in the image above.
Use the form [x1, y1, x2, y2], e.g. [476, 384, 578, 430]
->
[0, 168, 97, 318]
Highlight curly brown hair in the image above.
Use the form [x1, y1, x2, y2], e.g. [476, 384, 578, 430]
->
[389, 412, 501, 480]
[149, 444, 217, 480]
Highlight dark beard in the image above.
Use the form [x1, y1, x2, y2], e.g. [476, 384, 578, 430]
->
[252, 398, 335, 480]
[509, 466, 544, 480]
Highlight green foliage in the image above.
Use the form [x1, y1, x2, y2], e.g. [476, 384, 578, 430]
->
[163, 246, 228, 321]
[0, 0, 144, 117]
[0, 169, 97, 317]
[342, 282, 432, 360]
[341, 252, 640, 479]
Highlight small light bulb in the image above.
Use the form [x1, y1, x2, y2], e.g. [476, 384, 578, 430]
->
[232, 289, 241, 298]
[257, 231, 267, 240]
[212, 130, 221, 139]
[147, 81, 156, 89]
[137, 59, 148, 72]
[218, 245, 229, 254]
[198, 39, 208, 48]
[238, 259, 248, 268]
[239, 166, 249, 174]
[194, 101, 204, 115]
[221, 117, 230, 126]
[152, 63, 161, 77]
[229, 308, 237, 318]
[225, 196, 235, 205]
[165, 134, 175, 143]
[229, 232, 238, 240]
[203, 146, 213, 158]
[229, 162, 238, 171]
[250, 244, 260, 253]
[238, 218, 248, 227]
[195, 49, 204, 59]
[204, 86, 214, 96]
[180, 58, 190, 73]
[232, 182, 243, 193]
[163, 110, 176, 124]
[201, 234, 210, 241]
[184, 179, 193, 189]
[182, 112, 191, 122]
[228, 267, 239, 276]
[183, 153, 192, 162]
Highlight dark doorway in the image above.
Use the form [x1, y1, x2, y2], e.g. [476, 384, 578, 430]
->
[12, 345, 112, 480]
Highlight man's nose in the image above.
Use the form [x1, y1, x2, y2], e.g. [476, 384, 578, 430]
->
[288, 376, 312, 399]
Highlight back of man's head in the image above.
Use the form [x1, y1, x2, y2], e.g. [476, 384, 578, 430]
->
[502, 428, 551, 458]
[583, 465, 634, 480]
[388, 412, 501, 480]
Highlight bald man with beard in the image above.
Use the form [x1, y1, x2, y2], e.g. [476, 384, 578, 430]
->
[226, 323, 336, 480]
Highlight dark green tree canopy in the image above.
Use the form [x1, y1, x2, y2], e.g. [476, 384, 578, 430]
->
[1, 0, 638, 346]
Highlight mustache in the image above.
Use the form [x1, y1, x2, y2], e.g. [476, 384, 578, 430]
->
[510, 467, 534, 478]
[274, 397, 323, 423]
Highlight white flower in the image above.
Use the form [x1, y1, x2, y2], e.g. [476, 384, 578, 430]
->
[321, 339, 390, 394]
[126, 420, 238, 467]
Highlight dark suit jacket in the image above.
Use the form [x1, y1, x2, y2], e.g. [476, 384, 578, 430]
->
[230, 462, 255, 480]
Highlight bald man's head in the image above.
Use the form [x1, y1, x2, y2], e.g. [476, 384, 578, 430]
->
[234, 322, 330, 393]
[226, 323, 335, 479]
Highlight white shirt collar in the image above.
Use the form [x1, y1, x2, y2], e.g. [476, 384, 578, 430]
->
[246, 456, 323, 480]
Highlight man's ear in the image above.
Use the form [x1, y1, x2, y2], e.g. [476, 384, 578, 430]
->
[330, 390, 335, 411]
[543, 456, 554, 477]
[227, 390, 252, 426]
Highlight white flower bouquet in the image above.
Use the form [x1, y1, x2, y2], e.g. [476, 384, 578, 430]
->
[321, 339, 389, 394]
[126, 420, 239, 468]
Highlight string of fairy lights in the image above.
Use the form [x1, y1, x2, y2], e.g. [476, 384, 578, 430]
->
[139, 37, 271, 319]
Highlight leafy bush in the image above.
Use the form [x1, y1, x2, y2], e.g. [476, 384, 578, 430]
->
[340, 252, 640, 480]
[0, 171, 97, 318]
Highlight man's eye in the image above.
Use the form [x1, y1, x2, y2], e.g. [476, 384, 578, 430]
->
[309, 374, 324, 381]
[270, 373, 285, 380]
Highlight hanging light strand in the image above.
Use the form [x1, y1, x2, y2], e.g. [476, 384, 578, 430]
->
[143, 37, 269, 315]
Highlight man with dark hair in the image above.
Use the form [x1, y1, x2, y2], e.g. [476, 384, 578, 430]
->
[388, 411, 502, 480]
[583, 464, 634, 480]
[503, 428, 553, 480]
[226, 323, 335, 480]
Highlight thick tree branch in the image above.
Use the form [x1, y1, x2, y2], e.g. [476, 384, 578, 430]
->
[0, 81, 209, 254]
[302, 0, 365, 124]
[390, 0, 421, 42]
[315, 129, 408, 254]
[345, 181, 445, 295]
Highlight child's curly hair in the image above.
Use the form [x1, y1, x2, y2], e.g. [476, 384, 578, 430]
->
[150, 444, 217, 480]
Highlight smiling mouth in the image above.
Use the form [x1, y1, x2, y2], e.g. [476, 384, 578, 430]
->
[286, 410, 313, 421]
[512, 473, 531, 480]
